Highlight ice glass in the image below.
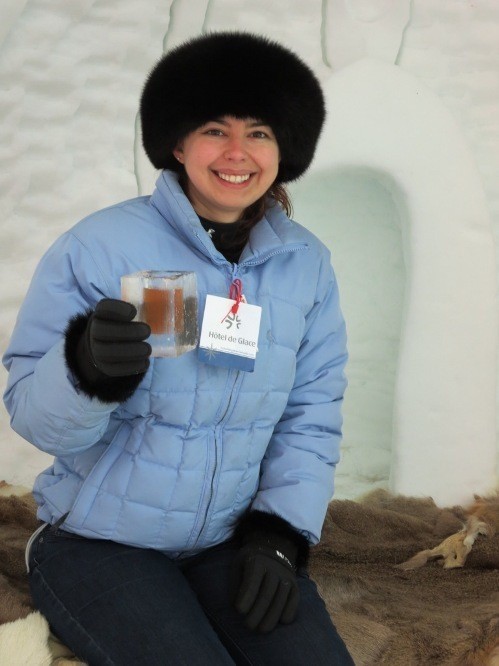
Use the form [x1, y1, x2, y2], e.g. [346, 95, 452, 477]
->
[121, 271, 198, 357]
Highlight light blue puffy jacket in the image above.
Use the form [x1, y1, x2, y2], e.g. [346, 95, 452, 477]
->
[3, 171, 347, 555]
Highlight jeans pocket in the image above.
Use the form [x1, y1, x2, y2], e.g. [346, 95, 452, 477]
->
[27, 524, 87, 574]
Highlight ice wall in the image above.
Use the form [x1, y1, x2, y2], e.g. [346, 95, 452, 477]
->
[1, 0, 498, 504]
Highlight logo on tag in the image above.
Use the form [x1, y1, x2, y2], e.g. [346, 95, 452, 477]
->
[224, 313, 241, 329]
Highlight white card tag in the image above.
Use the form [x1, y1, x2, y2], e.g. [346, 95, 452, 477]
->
[198, 295, 262, 372]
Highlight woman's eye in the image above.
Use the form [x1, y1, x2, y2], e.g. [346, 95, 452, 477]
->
[250, 131, 269, 139]
[204, 128, 224, 136]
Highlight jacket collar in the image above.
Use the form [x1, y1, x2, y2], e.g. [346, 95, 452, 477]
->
[149, 170, 308, 266]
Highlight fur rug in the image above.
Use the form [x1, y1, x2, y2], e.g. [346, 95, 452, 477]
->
[0, 481, 498, 665]
[309, 489, 499, 665]
[0, 483, 83, 665]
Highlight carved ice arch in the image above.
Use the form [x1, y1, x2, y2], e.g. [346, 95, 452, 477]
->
[308, 59, 497, 506]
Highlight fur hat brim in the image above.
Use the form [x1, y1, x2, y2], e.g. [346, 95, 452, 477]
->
[140, 32, 325, 183]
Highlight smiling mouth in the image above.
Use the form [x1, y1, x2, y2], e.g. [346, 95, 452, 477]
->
[216, 172, 252, 184]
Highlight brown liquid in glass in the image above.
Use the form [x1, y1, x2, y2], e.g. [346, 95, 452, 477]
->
[142, 287, 184, 334]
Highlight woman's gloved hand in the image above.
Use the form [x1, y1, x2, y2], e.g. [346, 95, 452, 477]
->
[231, 534, 299, 632]
[77, 299, 151, 380]
[230, 510, 310, 633]
[65, 298, 151, 403]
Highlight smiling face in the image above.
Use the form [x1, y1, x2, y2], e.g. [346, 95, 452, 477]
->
[173, 116, 280, 223]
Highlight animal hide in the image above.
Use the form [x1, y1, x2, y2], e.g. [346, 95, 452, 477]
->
[398, 494, 499, 570]
[0, 611, 53, 666]
[309, 489, 499, 666]
[0, 482, 39, 625]
[0, 482, 83, 665]
[0, 482, 498, 665]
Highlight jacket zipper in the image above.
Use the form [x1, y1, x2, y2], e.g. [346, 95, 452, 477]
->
[190, 244, 307, 548]
[192, 369, 240, 547]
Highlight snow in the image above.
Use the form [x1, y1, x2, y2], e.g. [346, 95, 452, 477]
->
[1, 0, 498, 506]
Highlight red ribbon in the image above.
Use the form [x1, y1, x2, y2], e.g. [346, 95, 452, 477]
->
[229, 279, 243, 313]
[221, 278, 243, 322]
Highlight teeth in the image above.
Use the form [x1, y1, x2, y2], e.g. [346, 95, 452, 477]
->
[217, 172, 251, 184]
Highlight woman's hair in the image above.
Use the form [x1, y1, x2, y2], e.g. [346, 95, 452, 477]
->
[230, 183, 293, 252]
[245, 183, 292, 224]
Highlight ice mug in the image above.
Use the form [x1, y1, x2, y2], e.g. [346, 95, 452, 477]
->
[121, 271, 198, 357]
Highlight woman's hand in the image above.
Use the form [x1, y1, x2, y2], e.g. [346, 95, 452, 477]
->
[229, 510, 309, 633]
[230, 539, 299, 633]
[64, 298, 151, 403]
[78, 299, 151, 380]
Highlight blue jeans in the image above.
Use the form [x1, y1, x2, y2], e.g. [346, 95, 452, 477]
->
[28, 525, 354, 665]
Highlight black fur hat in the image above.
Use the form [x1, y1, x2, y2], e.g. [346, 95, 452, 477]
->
[140, 32, 326, 183]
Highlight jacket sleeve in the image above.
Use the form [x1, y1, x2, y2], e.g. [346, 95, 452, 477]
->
[2, 231, 119, 456]
[250, 252, 348, 545]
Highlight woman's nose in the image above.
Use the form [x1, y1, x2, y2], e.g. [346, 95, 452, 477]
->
[223, 136, 247, 160]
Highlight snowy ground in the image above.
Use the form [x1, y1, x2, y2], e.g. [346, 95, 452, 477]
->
[1, 0, 498, 503]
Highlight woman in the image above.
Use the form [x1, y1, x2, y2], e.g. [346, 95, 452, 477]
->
[3, 32, 352, 665]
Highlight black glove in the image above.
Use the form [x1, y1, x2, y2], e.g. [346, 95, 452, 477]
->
[230, 510, 310, 633]
[65, 298, 151, 403]
[77, 299, 151, 378]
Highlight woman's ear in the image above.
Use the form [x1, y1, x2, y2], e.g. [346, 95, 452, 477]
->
[173, 144, 184, 164]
